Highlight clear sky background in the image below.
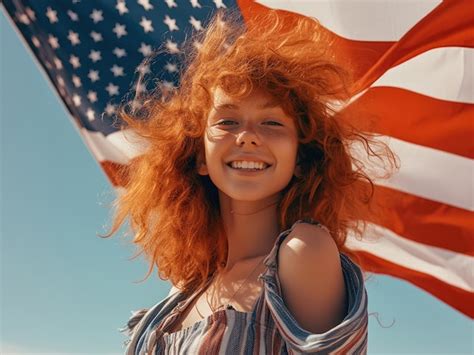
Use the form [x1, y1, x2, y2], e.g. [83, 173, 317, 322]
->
[1, 9, 472, 355]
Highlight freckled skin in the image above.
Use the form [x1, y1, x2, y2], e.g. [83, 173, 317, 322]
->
[199, 87, 299, 204]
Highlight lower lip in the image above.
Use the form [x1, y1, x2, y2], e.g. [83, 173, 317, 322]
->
[226, 165, 271, 175]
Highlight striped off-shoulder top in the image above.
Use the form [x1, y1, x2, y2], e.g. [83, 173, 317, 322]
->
[120, 220, 369, 354]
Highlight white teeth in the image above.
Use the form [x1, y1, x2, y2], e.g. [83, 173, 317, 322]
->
[230, 161, 268, 170]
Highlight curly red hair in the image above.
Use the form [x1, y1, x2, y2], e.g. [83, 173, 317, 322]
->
[102, 10, 398, 296]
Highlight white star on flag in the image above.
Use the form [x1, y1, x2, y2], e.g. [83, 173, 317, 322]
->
[190, 0, 202, 9]
[139, 17, 154, 33]
[53, 57, 63, 69]
[138, 42, 153, 57]
[45, 7, 58, 23]
[25, 7, 36, 21]
[137, 63, 150, 75]
[48, 35, 59, 49]
[164, 15, 179, 31]
[138, 0, 154, 11]
[56, 75, 65, 87]
[116, 0, 129, 15]
[67, 10, 79, 21]
[165, 39, 179, 53]
[67, 30, 80, 46]
[113, 23, 127, 38]
[105, 83, 119, 96]
[113, 47, 127, 58]
[90, 9, 104, 24]
[165, 0, 178, 8]
[90, 31, 103, 42]
[31, 36, 40, 48]
[86, 108, 95, 121]
[17, 12, 30, 25]
[111, 64, 125, 77]
[161, 80, 175, 89]
[213, 0, 226, 8]
[165, 62, 178, 73]
[72, 75, 82, 88]
[72, 94, 81, 107]
[88, 70, 100, 82]
[189, 16, 202, 30]
[87, 91, 98, 103]
[104, 103, 117, 116]
[89, 50, 102, 63]
[69, 55, 81, 68]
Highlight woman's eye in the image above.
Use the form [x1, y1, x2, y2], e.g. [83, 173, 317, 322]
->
[215, 120, 282, 126]
[264, 121, 283, 126]
[217, 120, 236, 126]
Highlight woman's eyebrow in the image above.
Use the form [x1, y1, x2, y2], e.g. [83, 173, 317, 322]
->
[214, 103, 239, 111]
[258, 101, 280, 109]
[214, 101, 281, 111]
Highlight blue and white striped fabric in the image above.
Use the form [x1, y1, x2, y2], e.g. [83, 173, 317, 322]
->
[120, 221, 368, 354]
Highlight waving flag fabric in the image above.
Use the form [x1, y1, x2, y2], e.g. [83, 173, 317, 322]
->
[2, 0, 472, 318]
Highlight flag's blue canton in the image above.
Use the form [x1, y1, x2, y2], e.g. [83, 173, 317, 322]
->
[3, 0, 241, 135]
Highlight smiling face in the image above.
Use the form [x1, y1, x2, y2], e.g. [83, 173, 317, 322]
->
[198, 87, 299, 203]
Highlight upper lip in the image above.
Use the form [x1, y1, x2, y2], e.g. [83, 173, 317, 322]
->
[226, 156, 272, 165]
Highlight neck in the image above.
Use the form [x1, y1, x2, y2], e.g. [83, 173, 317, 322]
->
[218, 192, 281, 272]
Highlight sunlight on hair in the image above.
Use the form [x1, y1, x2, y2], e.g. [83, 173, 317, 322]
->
[101, 9, 398, 295]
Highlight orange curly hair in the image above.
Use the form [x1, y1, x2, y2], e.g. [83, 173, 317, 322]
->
[102, 10, 398, 296]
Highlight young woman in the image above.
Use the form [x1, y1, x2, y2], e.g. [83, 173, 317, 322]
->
[107, 10, 396, 354]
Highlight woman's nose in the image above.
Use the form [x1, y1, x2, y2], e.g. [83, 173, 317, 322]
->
[235, 125, 261, 146]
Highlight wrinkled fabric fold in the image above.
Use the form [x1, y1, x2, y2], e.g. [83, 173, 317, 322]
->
[120, 220, 368, 354]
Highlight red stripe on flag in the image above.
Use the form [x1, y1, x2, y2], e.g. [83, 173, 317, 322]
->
[343, 88, 474, 159]
[355, 250, 474, 318]
[353, 0, 474, 93]
[101, 161, 129, 188]
[237, 0, 395, 80]
[370, 185, 474, 256]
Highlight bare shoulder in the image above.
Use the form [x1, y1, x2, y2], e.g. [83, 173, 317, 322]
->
[278, 222, 347, 333]
[281, 223, 338, 258]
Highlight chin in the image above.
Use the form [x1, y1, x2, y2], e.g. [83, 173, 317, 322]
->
[217, 188, 282, 203]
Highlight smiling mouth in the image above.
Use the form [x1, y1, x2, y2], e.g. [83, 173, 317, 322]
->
[226, 163, 272, 172]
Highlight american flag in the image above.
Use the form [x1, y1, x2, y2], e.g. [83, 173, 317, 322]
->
[2, 0, 472, 318]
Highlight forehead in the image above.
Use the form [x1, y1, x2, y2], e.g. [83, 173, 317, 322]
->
[210, 87, 282, 111]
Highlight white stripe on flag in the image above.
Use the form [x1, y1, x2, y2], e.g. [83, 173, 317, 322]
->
[257, 0, 441, 41]
[81, 128, 148, 164]
[349, 136, 474, 211]
[346, 223, 474, 292]
[371, 47, 474, 104]
[88, 127, 473, 212]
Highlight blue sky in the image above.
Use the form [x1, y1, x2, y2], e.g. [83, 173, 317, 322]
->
[1, 9, 472, 354]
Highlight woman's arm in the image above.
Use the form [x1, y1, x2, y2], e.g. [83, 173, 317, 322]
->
[278, 222, 347, 334]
